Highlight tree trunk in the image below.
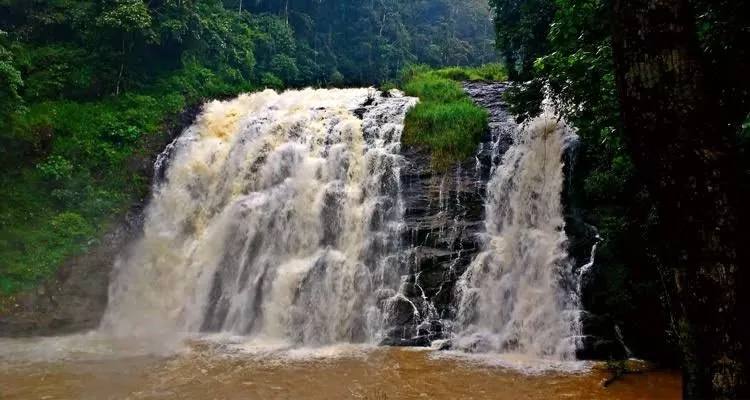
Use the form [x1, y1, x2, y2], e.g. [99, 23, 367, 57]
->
[284, 0, 289, 25]
[611, 0, 749, 398]
[116, 37, 125, 96]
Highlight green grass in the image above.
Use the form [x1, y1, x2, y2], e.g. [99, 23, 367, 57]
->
[399, 64, 507, 169]
[432, 63, 508, 82]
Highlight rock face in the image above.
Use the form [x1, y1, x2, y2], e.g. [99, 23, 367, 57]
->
[387, 81, 515, 345]
[0, 215, 141, 336]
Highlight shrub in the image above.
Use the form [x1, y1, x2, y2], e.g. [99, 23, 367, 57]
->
[432, 67, 472, 81]
[471, 63, 509, 81]
[404, 99, 488, 169]
[400, 66, 497, 169]
[430, 63, 508, 82]
[37, 155, 74, 182]
[261, 72, 284, 90]
[0, 91, 190, 296]
[330, 70, 345, 87]
[404, 75, 467, 103]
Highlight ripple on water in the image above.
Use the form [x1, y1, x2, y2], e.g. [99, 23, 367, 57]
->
[0, 336, 681, 400]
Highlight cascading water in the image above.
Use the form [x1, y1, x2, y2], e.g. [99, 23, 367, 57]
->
[100, 88, 418, 346]
[96, 81, 585, 362]
[453, 110, 580, 360]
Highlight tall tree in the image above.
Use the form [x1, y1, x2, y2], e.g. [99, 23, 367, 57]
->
[489, 0, 555, 79]
[611, 0, 750, 397]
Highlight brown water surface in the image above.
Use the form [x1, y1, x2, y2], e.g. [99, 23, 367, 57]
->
[0, 342, 680, 400]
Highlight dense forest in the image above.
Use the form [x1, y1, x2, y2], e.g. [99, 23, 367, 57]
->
[490, 0, 750, 396]
[0, 0, 498, 295]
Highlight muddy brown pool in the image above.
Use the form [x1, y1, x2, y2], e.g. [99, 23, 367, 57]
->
[0, 338, 680, 400]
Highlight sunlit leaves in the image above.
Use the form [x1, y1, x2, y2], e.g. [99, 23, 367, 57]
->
[98, 0, 152, 32]
[0, 33, 23, 127]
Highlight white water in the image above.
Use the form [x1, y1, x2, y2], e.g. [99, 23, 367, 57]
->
[92, 86, 584, 366]
[100, 88, 417, 346]
[453, 111, 580, 360]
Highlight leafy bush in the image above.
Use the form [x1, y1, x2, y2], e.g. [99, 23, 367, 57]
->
[471, 63, 509, 81]
[432, 67, 472, 81]
[398, 64, 433, 83]
[50, 212, 95, 248]
[36, 156, 74, 182]
[330, 70, 345, 87]
[261, 72, 285, 90]
[379, 81, 398, 92]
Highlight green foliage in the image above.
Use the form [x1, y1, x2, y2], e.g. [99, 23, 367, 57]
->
[50, 212, 95, 247]
[242, 0, 500, 85]
[36, 155, 74, 182]
[404, 100, 488, 170]
[404, 74, 468, 103]
[493, 0, 698, 363]
[97, 0, 152, 32]
[490, 0, 556, 79]
[470, 63, 509, 81]
[0, 91, 186, 294]
[430, 63, 509, 82]
[0, 33, 23, 129]
[0, 0, 499, 296]
[401, 66, 498, 169]
[330, 71, 345, 87]
[260, 72, 284, 90]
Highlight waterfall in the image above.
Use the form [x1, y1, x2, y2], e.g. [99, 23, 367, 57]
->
[100, 88, 418, 346]
[98, 84, 584, 361]
[453, 111, 580, 360]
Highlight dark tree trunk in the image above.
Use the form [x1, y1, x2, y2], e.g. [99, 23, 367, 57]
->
[611, 0, 749, 398]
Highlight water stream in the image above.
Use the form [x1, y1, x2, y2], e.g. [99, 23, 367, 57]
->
[101, 88, 416, 346]
[453, 111, 580, 359]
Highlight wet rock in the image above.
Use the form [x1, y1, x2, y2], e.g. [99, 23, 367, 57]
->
[431, 339, 453, 351]
[353, 107, 367, 119]
[379, 334, 430, 347]
[390, 81, 514, 345]
[385, 297, 418, 328]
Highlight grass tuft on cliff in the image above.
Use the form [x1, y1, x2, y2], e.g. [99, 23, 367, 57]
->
[399, 64, 505, 169]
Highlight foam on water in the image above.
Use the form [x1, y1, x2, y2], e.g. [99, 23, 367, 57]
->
[0, 332, 184, 363]
[100, 88, 418, 347]
[429, 350, 592, 375]
[452, 110, 581, 361]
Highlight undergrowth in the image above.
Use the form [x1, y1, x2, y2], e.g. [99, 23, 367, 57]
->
[399, 64, 506, 169]
[0, 93, 190, 295]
